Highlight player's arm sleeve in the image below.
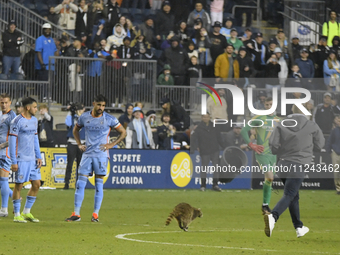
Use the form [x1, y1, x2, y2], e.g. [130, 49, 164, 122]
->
[34, 134, 42, 159]
[269, 126, 281, 155]
[240, 122, 253, 144]
[110, 117, 122, 130]
[9, 135, 17, 164]
[9, 120, 19, 164]
[76, 114, 84, 128]
[240, 127, 251, 144]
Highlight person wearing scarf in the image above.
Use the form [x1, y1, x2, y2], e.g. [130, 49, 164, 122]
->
[126, 107, 155, 149]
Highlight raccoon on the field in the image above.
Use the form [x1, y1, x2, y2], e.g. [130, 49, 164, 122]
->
[165, 203, 203, 231]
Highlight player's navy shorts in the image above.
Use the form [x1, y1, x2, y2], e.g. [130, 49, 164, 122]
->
[0, 158, 11, 172]
[79, 156, 108, 176]
[15, 160, 41, 183]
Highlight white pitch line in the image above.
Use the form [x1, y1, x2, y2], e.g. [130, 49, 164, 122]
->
[115, 230, 340, 255]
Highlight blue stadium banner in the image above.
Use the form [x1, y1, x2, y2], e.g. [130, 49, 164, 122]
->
[86, 150, 253, 189]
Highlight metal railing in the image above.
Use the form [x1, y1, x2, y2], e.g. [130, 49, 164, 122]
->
[0, 80, 49, 105]
[232, 0, 262, 27]
[0, 78, 337, 115]
[284, 0, 325, 25]
[279, 11, 322, 45]
[48, 57, 157, 109]
[0, 0, 75, 43]
[280, 1, 325, 45]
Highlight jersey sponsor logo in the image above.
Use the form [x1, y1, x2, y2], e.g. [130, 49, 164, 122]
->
[85, 126, 105, 130]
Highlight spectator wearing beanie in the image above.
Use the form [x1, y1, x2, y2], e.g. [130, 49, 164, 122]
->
[1, 20, 24, 76]
[155, 1, 175, 41]
[159, 36, 190, 85]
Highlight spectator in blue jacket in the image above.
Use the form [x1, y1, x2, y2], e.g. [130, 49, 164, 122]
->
[323, 50, 340, 90]
[295, 48, 315, 89]
[325, 114, 340, 194]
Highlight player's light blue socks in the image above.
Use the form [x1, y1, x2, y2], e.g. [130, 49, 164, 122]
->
[94, 178, 104, 215]
[74, 176, 88, 215]
[13, 199, 21, 216]
[23, 196, 36, 214]
[0, 177, 10, 209]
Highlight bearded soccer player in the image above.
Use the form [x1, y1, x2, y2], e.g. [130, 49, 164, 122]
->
[9, 97, 42, 223]
[66, 95, 126, 222]
[0, 93, 16, 217]
[241, 97, 280, 214]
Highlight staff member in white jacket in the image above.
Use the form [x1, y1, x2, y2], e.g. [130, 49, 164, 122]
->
[54, 0, 78, 35]
[274, 47, 288, 87]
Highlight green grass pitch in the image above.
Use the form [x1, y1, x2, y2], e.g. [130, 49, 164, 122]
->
[0, 189, 339, 255]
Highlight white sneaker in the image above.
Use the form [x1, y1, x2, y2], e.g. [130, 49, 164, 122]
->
[264, 213, 275, 237]
[296, 226, 309, 238]
[0, 208, 8, 217]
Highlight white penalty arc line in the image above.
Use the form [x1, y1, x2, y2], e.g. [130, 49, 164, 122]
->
[115, 230, 339, 255]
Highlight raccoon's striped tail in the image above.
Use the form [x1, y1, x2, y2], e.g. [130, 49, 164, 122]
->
[165, 212, 175, 226]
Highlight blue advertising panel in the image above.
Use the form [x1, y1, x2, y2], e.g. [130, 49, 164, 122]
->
[86, 150, 252, 189]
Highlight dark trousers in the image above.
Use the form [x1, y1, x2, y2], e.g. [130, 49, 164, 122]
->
[64, 143, 83, 185]
[200, 151, 220, 187]
[271, 160, 304, 229]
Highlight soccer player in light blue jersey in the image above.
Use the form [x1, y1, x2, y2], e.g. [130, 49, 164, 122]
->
[0, 93, 16, 217]
[9, 97, 42, 223]
[66, 95, 126, 222]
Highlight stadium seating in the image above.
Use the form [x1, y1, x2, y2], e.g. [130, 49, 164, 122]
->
[35, 2, 49, 17]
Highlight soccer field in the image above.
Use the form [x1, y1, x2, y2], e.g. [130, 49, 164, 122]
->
[1, 189, 339, 255]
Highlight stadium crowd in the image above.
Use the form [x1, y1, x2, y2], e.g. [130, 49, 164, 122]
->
[2, 1, 340, 91]
[3, 1, 340, 136]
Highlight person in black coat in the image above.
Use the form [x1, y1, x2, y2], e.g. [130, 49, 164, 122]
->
[155, 1, 175, 41]
[75, 0, 91, 37]
[191, 113, 224, 191]
[265, 53, 281, 89]
[160, 98, 191, 131]
[118, 103, 134, 129]
[1, 20, 24, 76]
[103, 0, 121, 37]
[156, 113, 190, 150]
[246, 32, 268, 88]
[38, 104, 54, 147]
[22, 43, 36, 80]
[159, 36, 190, 85]
[236, 46, 254, 88]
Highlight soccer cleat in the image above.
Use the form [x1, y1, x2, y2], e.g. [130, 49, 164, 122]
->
[296, 226, 309, 238]
[65, 212, 81, 222]
[21, 212, 39, 222]
[14, 215, 27, 223]
[200, 187, 206, 192]
[262, 204, 272, 215]
[91, 213, 99, 222]
[212, 185, 222, 192]
[0, 209, 8, 217]
[264, 213, 275, 237]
